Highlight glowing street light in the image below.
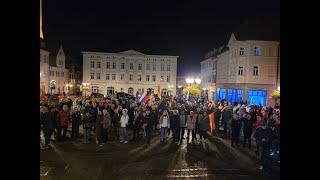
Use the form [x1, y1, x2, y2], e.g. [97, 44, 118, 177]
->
[202, 88, 206, 91]
[40, 72, 42, 77]
[277, 86, 280, 91]
[195, 78, 201, 84]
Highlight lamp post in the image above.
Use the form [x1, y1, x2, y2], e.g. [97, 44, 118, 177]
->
[66, 84, 73, 96]
[185, 77, 201, 100]
[82, 83, 90, 97]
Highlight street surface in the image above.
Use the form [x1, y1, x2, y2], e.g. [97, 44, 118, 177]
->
[40, 130, 279, 180]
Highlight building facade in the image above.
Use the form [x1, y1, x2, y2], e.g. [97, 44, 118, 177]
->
[82, 50, 178, 97]
[201, 34, 279, 106]
[215, 34, 279, 106]
[66, 62, 82, 96]
[40, 49, 50, 94]
[48, 45, 69, 95]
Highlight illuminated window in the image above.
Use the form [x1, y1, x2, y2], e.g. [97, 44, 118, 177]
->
[91, 73, 94, 79]
[90, 61, 94, 68]
[97, 73, 101, 80]
[130, 63, 134, 70]
[138, 74, 142, 81]
[128, 88, 133, 95]
[160, 75, 164, 82]
[97, 62, 101, 68]
[138, 64, 142, 70]
[152, 75, 156, 82]
[112, 62, 116, 69]
[121, 63, 125, 69]
[146, 75, 150, 81]
[167, 76, 170, 82]
[254, 46, 262, 56]
[106, 62, 110, 69]
[112, 74, 116, 80]
[106, 74, 110, 80]
[129, 74, 133, 81]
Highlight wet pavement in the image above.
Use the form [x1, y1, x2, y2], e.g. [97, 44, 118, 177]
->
[40, 131, 279, 180]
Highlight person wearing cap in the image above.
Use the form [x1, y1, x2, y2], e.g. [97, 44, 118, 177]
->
[119, 109, 129, 143]
[71, 107, 81, 140]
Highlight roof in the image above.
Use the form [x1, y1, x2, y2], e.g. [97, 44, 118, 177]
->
[232, 15, 280, 41]
[118, 49, 145, 55]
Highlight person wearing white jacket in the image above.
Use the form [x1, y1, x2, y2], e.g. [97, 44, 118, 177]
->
[120, 109, 129, 143]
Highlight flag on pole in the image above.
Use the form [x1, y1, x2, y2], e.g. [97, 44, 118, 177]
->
[209, 112, 215, 135]
[139, 91, 148, 103]
[157, 85, 161, 100]
[40, 0, 44, 39]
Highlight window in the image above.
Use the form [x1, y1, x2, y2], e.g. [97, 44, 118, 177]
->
[216, 88, 227, 102]
[97, 62, 101, 68]
[91, 73, 94, 79]
[120, 88, 124, 92]
[129, 74, 133, 81]
[106, 62, 110, 69]
[167, 64, 171, 71]
[130, 63, 134, 70]
[90, 61, 94, 68]
[146, 75, 150, 81]
[152, 75, 156, 82]
[146, 64, 150, 70]
[227, 89, 243, 105]
[160, 75, 164, 82]
[106, 74, 110, 80]
[120, 74, 124, 80]
[138, 64, 142, 70]
[107, 87, 114, 95]
[152, 64, 156, 71]
[97, 73, 101, 80]
[248, 90, 267, 106]
[121, 63, 125, 69]
[167, 76, 170, 82]
[62, 72, 64, 77]
[56, 71, 59, 77]
[253, 66, 259, 76]
[138, 74, 142, 81]
[128, 88, 133, 95]
[112, 74, 116, 80]
[112, 62, 116, 69]
[161, 64, 165, 71]
[254, 46, 262, 56]
[91, 86, 99, 93]
[239, 47, 245, 56]
[238, 66, 244, 76]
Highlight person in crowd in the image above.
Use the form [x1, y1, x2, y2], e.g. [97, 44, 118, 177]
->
[179, 110, 187, 141]
[143, 109, 155, 146]
[254, 119, 272, 171]
[71, 107, 82, 140]
[171, 110, 180, 144]
[40, 106, 52, 148]
[231, 106, 241, 148]
[221, 102, 233, 139]
[82, 112, 93, 144]
[198, 111, 210, 143]
[128, 103, 135, 130]
[102, 109, 111, 144]
[119, 109, 129, 143]
[133, 111, 143, 140]
[242, 108, 255, 149]
[113, 108, 121, 140]
[152, 104, 160, 133]
[56, 105, 70, 142]
[195, 108, 203, 142]
[186, 111, 197, 143]
[159, 110, 170, 143]
[95, 110, 104, 145]
[253, 115, 264, 154]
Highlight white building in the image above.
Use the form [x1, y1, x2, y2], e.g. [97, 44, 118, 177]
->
[82, 50, 178, 97]
[40, 49, 50, 94]
[48, 45, 69, 95]
[201, 33, 279, 106]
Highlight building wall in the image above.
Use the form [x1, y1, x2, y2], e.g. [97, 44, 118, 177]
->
[82, 50, 178, 96]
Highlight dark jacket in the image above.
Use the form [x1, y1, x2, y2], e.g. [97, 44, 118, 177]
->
[56, 110, 70, 127]
[199, 116, 210, 131]
[254, 126, 272, 147]
[72, 111, 82, 126]
[143, 115, 154, 130]
[83, 115, 93, 129]
[170, 115, 180, 129]
[133, 115, 143, 129]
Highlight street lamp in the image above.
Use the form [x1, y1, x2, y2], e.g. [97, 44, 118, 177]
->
[277, 86, 280, 91]
[195, 78, 201, 85]
[40, 72, 42, 77]
[202, 88, 206, 91]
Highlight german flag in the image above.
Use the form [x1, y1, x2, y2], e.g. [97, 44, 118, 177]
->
[209, 112, 215, 135]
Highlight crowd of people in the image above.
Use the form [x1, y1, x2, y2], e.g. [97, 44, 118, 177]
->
[40, 93, 280, 171]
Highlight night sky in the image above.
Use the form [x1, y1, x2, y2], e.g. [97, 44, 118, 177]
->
[43, 0, 280, 76]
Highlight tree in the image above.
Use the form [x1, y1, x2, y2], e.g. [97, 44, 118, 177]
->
[183, 85, 201, 97]
[270, 90, 280, 99]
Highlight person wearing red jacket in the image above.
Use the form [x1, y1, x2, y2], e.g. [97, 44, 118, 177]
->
[56, 105, 70, 141]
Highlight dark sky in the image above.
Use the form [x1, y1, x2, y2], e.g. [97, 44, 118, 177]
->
[43, 0, 280, 77]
